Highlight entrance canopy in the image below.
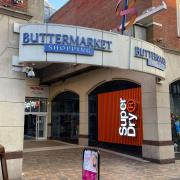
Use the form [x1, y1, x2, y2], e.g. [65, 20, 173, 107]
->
[15, 23, 166, 79]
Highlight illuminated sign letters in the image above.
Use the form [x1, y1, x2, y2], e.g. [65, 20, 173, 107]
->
[119, 98, 137, 137]
[135, 46, 166, 71]
[22, 33, 112, 56]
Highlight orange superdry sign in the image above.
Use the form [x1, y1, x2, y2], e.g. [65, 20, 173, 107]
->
[98, 87, 143, 146]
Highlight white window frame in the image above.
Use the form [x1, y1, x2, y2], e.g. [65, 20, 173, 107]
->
[177, 0, 180, 37]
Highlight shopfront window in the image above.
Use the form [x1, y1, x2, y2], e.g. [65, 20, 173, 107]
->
[25, 99, 31, 112]
[40, 99, 47, 112]
[51, 91, 79, 144]
[25, 98, 47, 113]
[24, 98, 47, 140]
[88, 80, 141, 144]
[88, 80, 142, 156]
[170, 80, 180, 151]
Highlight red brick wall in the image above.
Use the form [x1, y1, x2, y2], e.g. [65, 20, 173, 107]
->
[0, 0, 28, 12]
[152, 0, 180, 52]
[50, 0, 151, 31]
[50, 0, 180, 52]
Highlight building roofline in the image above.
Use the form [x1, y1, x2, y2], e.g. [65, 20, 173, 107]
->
[49, 0, 71, 21]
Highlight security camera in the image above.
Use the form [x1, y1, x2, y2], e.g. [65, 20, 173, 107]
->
[27, 69, 35, 78]
[156, 77, 164, 85]
[19, 66, 36, 78]
[22, 67, 35, 78]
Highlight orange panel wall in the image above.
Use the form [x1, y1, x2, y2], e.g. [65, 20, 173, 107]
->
[98, 87, 143, 146]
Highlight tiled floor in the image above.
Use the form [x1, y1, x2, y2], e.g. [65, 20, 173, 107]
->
[22, 141, 180, 180]
[24, 140, 70, 149]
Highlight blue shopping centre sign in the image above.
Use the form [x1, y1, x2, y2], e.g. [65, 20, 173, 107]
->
[135, 47, 166, 71]
[22, 33, 112, 56]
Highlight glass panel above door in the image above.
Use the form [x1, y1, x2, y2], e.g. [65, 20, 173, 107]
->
[25, 98, 48, 113]
[40, 99, 47, 112]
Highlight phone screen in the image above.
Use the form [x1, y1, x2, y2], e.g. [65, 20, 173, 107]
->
[82, 148, 100, 180]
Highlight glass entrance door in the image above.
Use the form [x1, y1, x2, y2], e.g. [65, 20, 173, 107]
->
[36, 116, 46, 140]
[24, 114, 36, 140]
[24, 115, 46, 140]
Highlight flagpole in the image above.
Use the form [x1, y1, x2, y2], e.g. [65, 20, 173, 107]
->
[122, 0, 128, 34]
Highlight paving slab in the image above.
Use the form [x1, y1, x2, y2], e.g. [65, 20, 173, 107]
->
[23, 140, 70, 149]
[22, 146, 180, 180]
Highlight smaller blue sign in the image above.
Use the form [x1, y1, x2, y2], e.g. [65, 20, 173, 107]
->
[134, 47, 166, 71]
[147, 58, 165, 71]
[44, 44, 94, 56]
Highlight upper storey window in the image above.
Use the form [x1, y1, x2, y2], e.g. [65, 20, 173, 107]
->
[13, 0, 23, 4]
[0, 0, 27, 12]
[177, 0, 180, 37]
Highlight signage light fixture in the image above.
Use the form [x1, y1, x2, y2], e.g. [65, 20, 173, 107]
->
[135, 1, 167, 25]
[12, 0, 23, 4]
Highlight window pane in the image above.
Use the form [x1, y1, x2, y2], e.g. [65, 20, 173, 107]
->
[52, 114, 61, 137]
[170, 80, 180, 151]
[74, 100, 79, 113]
[51, 92, 79, 143]
[30, 99, 40, 112]
[40, 99, 47, 112]
[64, 100, 73, 113]
[25, 99, 31, 112]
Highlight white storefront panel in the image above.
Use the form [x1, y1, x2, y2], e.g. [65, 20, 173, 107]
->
[18, 23, 166, 79]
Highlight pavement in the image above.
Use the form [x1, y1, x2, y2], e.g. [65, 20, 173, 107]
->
[22, 140, 180, 180]
[24, 140, 68, 149]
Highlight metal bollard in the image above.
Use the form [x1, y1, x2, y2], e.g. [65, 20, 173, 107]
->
[0, 145, 9, 180]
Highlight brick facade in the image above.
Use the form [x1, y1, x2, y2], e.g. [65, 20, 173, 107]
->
[50, 0, 180, 52]
[50, 0, 151, 31]
[0, 0, 28, 12]
[152, 0, 180, 52]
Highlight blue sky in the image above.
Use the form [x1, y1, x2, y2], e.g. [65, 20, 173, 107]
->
[48, 0, 69, 10]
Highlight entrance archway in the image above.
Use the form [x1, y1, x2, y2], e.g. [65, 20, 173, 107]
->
[88, 80, 143, 156]
[51, 91, 79, 144]
[170, 80, 180, 152]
